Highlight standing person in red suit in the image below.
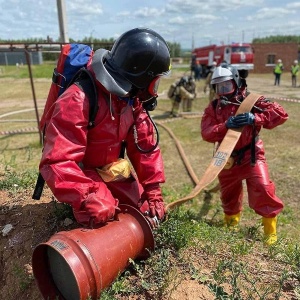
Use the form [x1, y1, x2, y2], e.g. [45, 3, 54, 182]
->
[201, 63, 288, 245]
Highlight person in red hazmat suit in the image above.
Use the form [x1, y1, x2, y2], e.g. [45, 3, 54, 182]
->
[39, 28, 171, 228]
[200, 63, 288, 245]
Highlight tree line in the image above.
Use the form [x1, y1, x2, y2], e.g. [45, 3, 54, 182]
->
[0, 37, 182, 59]
[253, 35, 300, 44]
[2, 34, 299, 59]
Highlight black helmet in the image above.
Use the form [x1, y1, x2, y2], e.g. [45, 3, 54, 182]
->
[105, 28, 171, 89]
[180, 76, 189, 84]
[188, 75, 195, 83]
[211, 64, 241, 88]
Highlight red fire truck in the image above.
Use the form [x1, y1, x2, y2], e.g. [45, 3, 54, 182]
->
[191, 43, 254, 75]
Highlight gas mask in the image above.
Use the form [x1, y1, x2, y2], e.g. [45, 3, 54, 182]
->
[131, 76, 161, 111]
[215, 79, 235, 96]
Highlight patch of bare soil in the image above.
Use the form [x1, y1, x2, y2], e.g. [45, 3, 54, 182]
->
[0, 189, 69, 299]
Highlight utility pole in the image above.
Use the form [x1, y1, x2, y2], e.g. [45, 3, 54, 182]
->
[192, 33, 194, 51]
[56, 0, 69, 43]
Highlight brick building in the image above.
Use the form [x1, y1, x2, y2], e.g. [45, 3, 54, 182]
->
[252, 42, 299, 73]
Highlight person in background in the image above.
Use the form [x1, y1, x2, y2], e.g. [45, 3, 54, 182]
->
[273, 59, 284, 86]
[182, 76, 196, 112]
[203, 61, 217, 102]
[194, 61, 202, 81]
[291, 60, 299, 87]
[201, 63, 288, 246]
[38, 28, 171, 229]
[168, 75, 196, 117]
[190, 54, 196, 77]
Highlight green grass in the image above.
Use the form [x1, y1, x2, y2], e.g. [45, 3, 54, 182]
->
[0, 62, 55, 79]
[0, 65, 300, 299]
[0, 168, 37, 192]
[99, 207, 300, 299]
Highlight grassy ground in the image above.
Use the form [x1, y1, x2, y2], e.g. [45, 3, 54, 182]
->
[0, 65, 300, 299]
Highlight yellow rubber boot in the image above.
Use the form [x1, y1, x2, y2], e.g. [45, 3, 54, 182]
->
[262, 217, 277, 246]
[224, 212, 241, 230]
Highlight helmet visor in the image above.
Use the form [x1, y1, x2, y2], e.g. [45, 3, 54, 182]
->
[148, 76, 161, 97]
[215, 80, 235, 96]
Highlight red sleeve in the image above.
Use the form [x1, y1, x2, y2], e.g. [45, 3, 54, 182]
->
[254, 98, 288, 129]
[201, 103, 228, 143]
[39, 85, 116, 210]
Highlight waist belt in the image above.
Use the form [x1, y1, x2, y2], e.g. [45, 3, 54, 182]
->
[231, 135, 259, 166]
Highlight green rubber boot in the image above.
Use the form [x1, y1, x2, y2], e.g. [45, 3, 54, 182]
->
[262, 216, 277, 246]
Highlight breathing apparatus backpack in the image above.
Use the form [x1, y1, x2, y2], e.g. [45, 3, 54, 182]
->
[40, 43, 98, 131]
[32, 43, 98, 200]
[167, 82, 177, 99]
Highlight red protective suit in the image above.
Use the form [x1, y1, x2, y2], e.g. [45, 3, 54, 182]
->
[201, 92, 288, 218]
[39, 79, 165, 225]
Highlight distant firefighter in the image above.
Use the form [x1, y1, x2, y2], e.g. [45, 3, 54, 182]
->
[168, 76, 196, 117]
[291, 60, 299, 87]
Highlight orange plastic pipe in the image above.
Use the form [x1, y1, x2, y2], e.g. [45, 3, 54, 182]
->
[32, 204, 154, 300]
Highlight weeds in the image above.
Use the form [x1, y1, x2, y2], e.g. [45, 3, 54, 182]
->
[1, 164, 299, 299]
[12, 265, 33, 291]
[1, 72, 300, 298]
[155, 208, 198, 250]
[0, 166, 37, 192]
[51, 198, 74, 221]
[96, 207, 300, 299]
[100, 272, 134, 299]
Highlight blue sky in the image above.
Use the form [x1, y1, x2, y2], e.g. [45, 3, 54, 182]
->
[1, 0, 300, 49]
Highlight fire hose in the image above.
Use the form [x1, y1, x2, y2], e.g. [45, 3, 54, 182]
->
[155, 119, 199, 186]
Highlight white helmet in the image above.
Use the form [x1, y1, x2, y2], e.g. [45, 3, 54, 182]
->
[294, 60, 298, 64]
[211, 64, 241, 97]
[211, 64, 241, 87]
[278, 59, 282, 63]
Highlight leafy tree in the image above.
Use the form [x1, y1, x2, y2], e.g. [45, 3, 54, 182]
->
[168, 42, 181, 57]
[253, 35, 300, 44]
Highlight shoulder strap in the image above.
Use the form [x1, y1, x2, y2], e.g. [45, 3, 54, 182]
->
[70, 68, 99, 128]
[32, 69, 99, 200]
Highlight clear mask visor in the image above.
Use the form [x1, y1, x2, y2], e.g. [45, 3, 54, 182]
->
[215, 80, 235, 96]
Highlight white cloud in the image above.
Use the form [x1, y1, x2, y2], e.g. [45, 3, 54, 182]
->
[68, 1, 103, 15]
[286, 2, 300, 9]
[1, 0, 300, 48]
[133, 7, 165, 18]
[168, 16, 185, 25]
[255, 7, 295, 19]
